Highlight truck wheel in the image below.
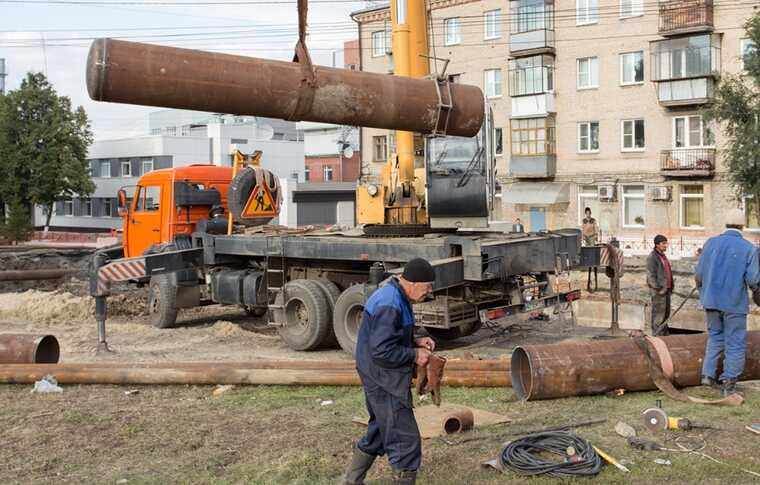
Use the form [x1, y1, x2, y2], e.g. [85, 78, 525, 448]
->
[312, 279, 341, 348]
[275, 280, 331, 351]
[333, 285, 366, 356]
[148, 274, 179, 328]
[424, 320, 483, 342]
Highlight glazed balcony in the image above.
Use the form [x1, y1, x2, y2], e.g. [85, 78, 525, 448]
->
[510, 0, 555, 55]
[650, 34, 720, 106]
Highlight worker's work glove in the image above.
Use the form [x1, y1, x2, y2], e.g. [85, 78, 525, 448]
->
[415, 354, 447, 406]
[415, 348, 432, 366]
[415, 337, 436, 352]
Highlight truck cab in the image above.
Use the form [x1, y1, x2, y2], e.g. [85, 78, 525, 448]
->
[118, 165, 233, 257]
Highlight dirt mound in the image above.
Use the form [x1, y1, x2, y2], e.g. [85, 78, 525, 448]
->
[0, 289, 147, 324]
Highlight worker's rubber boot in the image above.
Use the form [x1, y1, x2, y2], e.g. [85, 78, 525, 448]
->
[701, 375, 720, 389]
[391, 469, 417, 485]
[721, 379, 738, 397]
[340, 446, 375, 485]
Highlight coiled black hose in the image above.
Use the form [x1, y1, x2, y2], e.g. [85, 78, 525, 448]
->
[499, 431, 603, 478]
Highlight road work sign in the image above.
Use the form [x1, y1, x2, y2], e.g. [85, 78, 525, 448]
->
[242, 184, 277, 218]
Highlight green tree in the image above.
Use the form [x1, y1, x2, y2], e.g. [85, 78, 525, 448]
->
[0, 199, 33, 243]
[704, 14, 760, 226]
[0, 72, 94, 230]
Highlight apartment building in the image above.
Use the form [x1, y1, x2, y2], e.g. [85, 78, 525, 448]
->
[352, 0, 758, 256]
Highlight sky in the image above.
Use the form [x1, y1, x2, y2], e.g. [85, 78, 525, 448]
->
[0, 0, 375, 139]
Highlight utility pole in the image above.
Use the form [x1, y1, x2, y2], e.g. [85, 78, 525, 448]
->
[0, 59, 6, 95]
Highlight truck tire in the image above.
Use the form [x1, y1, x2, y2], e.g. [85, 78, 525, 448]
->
[275, 279, 331, 351]
[312, 279, 341, 348]
[148, 274, 179, 329]
[228, 166, 279, 227]
[424, 320, 483, 342]
[333, 285, 367, 356]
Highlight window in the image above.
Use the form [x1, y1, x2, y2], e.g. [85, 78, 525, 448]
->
[373, 136, 388, 162]
[622, 119, 645, 151]
[304, 167, 310, 181]
[371, 31, 386, 57]
[121, 161, 132, 177]
[620, 0, 643, 18]
[484, 10, 501, 40]
[165, 126, 177, 136]
[323, 165, 334, 181]
[576, 0, 598, 25]
[578, 122, 600, 152]
[620, 51, 644, 84]
[484, 69, 503, 98]
[510, 117, 556, 156]
[509, 55, 553, 96]
[494, 128, 503, 156]
[578, 185, 599, 224]
[136, 186, 161, 212]
[673, 116, 713, 148]
[83, 198, 92, 217]
[745, 196, 760, 230]
[103, 198, 113, 218]
[444, 18, 461, 46]
[230, 138, 248, 145]
[448, 73, 461, 83]
[622, 185, 645, 227]
[150, 128, 162, 135]
[577, 57, 599, 89]
[741, 38, 757, 70]
[99, 161, 111, 178]
[680, 185, 704, 228]
[62, 200, 73, 216]
[142, 160, 154, 175]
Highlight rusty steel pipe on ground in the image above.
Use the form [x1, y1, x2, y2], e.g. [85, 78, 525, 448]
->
[0, 269, 76, 281]
[0, 363, 509, 387]
[0, 334, 60, 364]
[511, 332, 760, 401]
[86, 39, 485, 138]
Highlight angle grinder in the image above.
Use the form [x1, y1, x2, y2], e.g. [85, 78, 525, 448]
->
[642, 407, 714, 432]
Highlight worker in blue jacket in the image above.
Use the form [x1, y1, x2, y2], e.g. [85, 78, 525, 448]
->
[341, 258, 436, 485]
[696, 209, 760, 396]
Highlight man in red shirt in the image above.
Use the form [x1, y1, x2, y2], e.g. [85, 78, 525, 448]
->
[647, 234, 673, 336]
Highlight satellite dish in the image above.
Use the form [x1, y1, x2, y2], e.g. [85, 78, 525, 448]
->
[253, 124, 275, 141]
[342, 146, 354, 159]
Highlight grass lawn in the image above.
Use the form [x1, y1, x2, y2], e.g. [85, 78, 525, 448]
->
[1, 382, 758, 484]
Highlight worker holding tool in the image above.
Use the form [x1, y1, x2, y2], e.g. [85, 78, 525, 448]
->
[647, 234, 673, 336]
[342, 258, 436, 485]
[696, 209, 760, 396]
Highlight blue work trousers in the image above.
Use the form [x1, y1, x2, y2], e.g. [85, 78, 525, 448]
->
[357, 375, 421, 472]
[702, 309, 748, 381]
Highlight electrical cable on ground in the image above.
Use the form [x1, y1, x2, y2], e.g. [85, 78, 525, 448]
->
[499, 431, 603, 478]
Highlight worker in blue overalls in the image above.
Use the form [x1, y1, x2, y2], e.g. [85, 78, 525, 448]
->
[341, 258, 436, 485]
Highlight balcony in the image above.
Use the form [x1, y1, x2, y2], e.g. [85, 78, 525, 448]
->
[650, 34, 721, 107]
[509, 55, 555, 117]
[510, 0, 555, 55]
[510, 154, 556, 178]
[659, 0, 713, 36]
[660, 148, 715, 177]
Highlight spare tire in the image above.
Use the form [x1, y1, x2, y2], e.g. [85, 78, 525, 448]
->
[228, 166, 281, 226]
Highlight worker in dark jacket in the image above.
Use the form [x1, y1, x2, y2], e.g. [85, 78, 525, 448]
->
[342, 258, 436, 485]
[696, 209, 760, 396]
[647, 234, 673, 336]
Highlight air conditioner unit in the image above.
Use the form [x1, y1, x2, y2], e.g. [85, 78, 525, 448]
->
[650, 186, 672, 201]
[598, 185, 616, 201]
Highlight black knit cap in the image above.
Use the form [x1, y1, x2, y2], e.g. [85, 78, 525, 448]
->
[654, 234, 668, 245]
[402, 258, 436, 283]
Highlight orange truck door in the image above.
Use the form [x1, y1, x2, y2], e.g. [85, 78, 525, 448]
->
[126, 184, 163, 257]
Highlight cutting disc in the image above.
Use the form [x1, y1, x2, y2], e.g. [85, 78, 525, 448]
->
[643, 408, 668, 432]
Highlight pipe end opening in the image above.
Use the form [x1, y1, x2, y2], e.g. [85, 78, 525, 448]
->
[510, 347, 533, 401]
[34, 335, 60, 364]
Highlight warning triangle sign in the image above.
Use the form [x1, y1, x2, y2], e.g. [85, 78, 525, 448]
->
[242, 184, 278, 218]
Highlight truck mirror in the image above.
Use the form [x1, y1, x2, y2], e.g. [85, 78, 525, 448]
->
[117, 189, 128, 216]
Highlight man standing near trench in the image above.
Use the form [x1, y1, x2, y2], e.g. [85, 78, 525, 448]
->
[341, 258, 436, 485]
[696, 209, 760, 396]
[647, 235, 673, 336]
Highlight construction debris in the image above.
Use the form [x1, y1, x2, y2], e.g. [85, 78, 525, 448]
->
[31, 375, 63, 394]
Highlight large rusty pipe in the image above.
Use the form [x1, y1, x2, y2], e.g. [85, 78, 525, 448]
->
[0, 334, 60, 364]
[86, 39, 485, 138]
[0, 363, 508, 387]
[511, 332, 760, 401]
[0, 269, 75, 281]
